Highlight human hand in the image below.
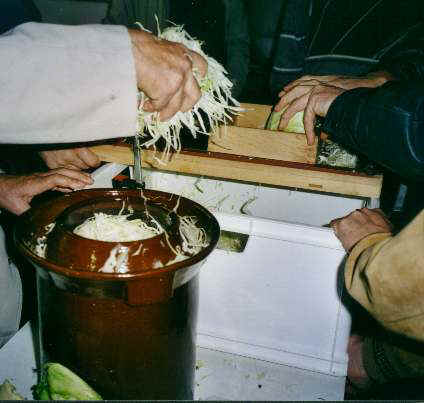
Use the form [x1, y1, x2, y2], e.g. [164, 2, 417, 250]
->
[39, 147, 101, 170]
[0, 170, 93, 215]
[283, 71, 394, 92]
[275, 83, 346, 145]
[330, 208, 393, 252]
[346, 335, 372, 391]
[275, 71, 394, 144]
[128, 29, 208, 121]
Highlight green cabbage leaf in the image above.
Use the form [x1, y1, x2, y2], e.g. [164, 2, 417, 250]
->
[266, 107, 305, 134]
[35, 363, 102, 401]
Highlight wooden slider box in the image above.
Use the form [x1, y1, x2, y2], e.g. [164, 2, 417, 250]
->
[90, 103, 382, 199]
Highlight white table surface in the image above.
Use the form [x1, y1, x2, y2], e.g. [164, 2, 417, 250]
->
[0, 322, 345, 401]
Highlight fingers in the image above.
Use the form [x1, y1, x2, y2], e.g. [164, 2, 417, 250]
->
[0, 171, 93, 216]
[283, 77, 313, 92]
[302, 86, 326, 144]
[37, 168, 93, 189]
[142, 68, 183, 113]
[283, 75, 338, 93]
[278, 93, 308, 130]
[346, 334, 370, 389]
[11, 199, 31, 216]
[283, 76, 333, 93]
[283, 78, 319, 92]
[303, 97, 317, 145]
[33, 173, 90, 195]
[41, 149, 89, 170]
[159, 54, 204, 120]
[276, 81, 334, 139]
[143, 67, 197, 120]
[332, 209, 370, 230]
[40, 148, 101, 170]
[142, 98, 163, 113]
[157, 89, 185, 121]
[39, 150, 57, 169]
[61, 151, 91, 170]
[188, 49, 208, 79]
[274, 95, 286, 112]
[275, 83, 315, 112]
[131, 29, 207, 120]
[330, 207, 393, 251]
[282, 73, 374, 98]
[329, 218, 340, 232]
[330, 213, 362, 251]
[74, 148, 101, 169]
[154, 67, 202, 121]
[180, 72, 202, 112]
[359, 207, 393, 231]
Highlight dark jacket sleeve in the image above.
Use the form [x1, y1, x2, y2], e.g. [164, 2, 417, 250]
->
[223, 0, 250, 98]
[377, 34, 424, 82]
[375, 3, 424, 81]
[322, 81, 424, 182]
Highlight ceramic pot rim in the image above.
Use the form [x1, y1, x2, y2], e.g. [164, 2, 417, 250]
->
[14, 188, 220, 282]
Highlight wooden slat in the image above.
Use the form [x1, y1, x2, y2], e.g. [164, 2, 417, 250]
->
[208, 125, 317, 164]
[234, 103, 272, 128]
[90, 144, 382, 198]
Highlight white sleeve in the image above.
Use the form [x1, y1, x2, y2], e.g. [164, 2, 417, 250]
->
[0, 22, 138, 144]
[0, 229, 22, 347]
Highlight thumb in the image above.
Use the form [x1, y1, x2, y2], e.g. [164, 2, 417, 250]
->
[11, 198, 31, 216]
[29, 176, 58, 195]
[303, 100, 316, 145]
[188, 49, 207, 79]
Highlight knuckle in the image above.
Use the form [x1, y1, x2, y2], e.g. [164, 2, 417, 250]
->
[329, 219, 338, 228]
[350, 209, 365, 219]
[167, 71, 185, 93]
[174, 42, 187, 53]
[181, 58, 193, 74]
[311, 85, 322, 93]
[187, 84, 201, 101]
[183, 94, 196, 109]
[45, 176, 56, 186]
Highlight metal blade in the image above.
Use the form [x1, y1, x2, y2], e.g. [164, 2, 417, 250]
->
[132, 136, 144, 186]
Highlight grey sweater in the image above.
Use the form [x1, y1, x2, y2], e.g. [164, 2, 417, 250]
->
[0, 22, 138, 346]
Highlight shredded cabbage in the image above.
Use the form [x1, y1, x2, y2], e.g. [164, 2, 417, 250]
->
[73, 213, 162, 242]
[136, 22, 242, 161]
[0, 380, 24, 400]
[35, 223, 56, 258]
[178, 216, 209, 255]
[99, 244, 130, 274]
[317, 139, 358, 169]
[73, 210, 209, 274]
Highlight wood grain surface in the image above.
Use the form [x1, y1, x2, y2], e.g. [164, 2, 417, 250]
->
[208, 125, 317, 164]
[90, 144, 382, 198]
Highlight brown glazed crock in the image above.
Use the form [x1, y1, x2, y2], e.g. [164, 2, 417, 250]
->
[14, 188, 220, 400]
[46, 193, 182, 278]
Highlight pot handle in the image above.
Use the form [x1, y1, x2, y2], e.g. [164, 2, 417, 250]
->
[125, 273, 174, 306]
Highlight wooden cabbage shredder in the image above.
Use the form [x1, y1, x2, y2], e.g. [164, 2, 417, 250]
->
[89, 103, 383, 202]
